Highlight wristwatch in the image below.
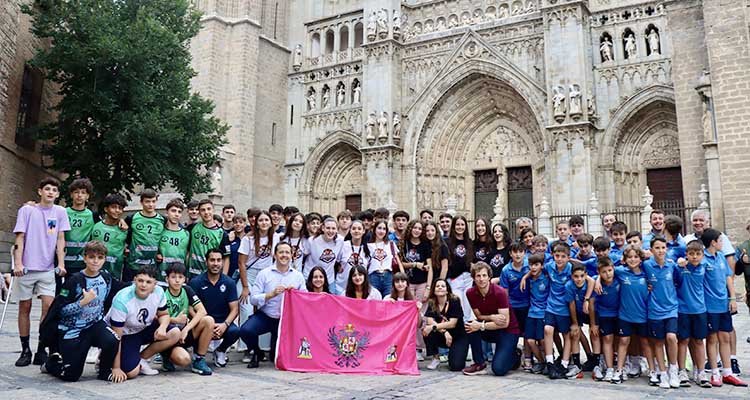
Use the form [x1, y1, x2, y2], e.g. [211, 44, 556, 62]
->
[432, 325, 437, 333]
[480, 321, 486, 331]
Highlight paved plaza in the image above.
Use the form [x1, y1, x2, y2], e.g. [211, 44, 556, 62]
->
[1, 297, 749, 400]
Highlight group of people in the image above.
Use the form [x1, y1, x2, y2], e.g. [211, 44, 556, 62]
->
[7, 177, 750, 390]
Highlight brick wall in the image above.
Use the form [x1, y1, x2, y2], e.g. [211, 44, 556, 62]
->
[703, 0, 750, 242]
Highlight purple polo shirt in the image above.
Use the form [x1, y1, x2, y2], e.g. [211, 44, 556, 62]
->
[13, 204, 70, 271]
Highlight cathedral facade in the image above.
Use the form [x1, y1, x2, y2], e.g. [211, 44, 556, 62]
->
[2, 0, 750, 243]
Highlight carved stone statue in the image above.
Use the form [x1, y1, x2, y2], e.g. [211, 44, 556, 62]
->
[365, 112, 377, 144]
[587, 90, 597, 117]
[377, 9, 388, 39]
[569, 84, 582, 116]
[306, 89, 316, 111]
[498, 7, 509, 19]
[392, 9, 401, 39]
[624, 33, 637, 59]
[512, 3, 522, 15]
[648, 29, 661, 55]
[436, 18, 446, 31]
[367, 11, 377, 41]
[353, 82, 361, 104]
[600, 37, 613, 62]
[552, 86, 566, 119]
[211, 163, 223, 196]
[526, 1, 536, 13]
[337, 85, 346, 106]
[322, 87, 330, 109]
[378, 111, 389, 143]
[392, 113, 401, 144]
[472, 10, 483, 24]
[448, 14, 459, 27]
[292, 44, 303, 71]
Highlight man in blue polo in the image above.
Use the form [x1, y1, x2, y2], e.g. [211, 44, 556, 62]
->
[189, 249, 239, 369]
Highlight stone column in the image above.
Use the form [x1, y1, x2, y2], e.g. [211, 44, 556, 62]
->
[542, 1, 596, 211]
[361, 0, 403, 210]
[695, 73, 725, 231]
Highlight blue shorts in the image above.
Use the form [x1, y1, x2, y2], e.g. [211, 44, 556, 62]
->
[525, 317, 545, 341]
[513, 307, 529, 335]
[617, 319, 648, 337]
[677, 313, 708, 340]
[574, 310, 590, 326]
[544, 312, 571, 334]
[598, 316, 618, 336]
[707, 312, 733, 333]
[648, 317, 678, 339]
[120, 321, 159, 373]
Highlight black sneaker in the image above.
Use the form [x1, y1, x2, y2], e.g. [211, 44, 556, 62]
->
[731, 358, 742, 376]
[549, 362, 567, 380]
[15, 349, 32, 367]
[582, 358, 596, 372]
[247, 352, 259, 369]
[40, 352, 62, 375]
[32, 350, 48, 366]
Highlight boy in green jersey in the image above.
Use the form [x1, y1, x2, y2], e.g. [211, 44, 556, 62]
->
[160, 263, 214, 375]
[124, 189, 165, 282]
[63, 178, 96, 276]
[90, 194, 129, 279]
[157, 199, 190, 284]
[187, 199, 227, 279]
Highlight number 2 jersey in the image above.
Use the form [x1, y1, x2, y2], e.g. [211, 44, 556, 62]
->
[125, 212, 166, 271]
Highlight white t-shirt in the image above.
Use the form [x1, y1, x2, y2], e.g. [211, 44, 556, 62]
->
[106, 285, 166, 335]
[307, 235, 344, 284]
[367, 241, 399, 274]
[336, 240, 371, 294]
[281, 235, 309, 271]
[239, 233, 281, 285]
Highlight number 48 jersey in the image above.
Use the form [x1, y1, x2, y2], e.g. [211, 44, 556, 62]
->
[158, 228, 190, 282]
[90, 221, 128, 279]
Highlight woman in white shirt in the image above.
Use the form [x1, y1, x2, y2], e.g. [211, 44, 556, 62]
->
[280, 212, 309, 272]
[367, 220, 403, 297]
[337, 220, 370, 294]
[306, 217, 344, 292]
[344, 265, 381, 300]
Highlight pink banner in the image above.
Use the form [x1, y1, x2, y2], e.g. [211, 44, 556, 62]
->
[276, 290, 420, 375]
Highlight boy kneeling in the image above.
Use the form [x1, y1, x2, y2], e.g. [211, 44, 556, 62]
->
[160, 262, 215, 375]
[42, 241, 120, 382]
[107, 265, 179, 381]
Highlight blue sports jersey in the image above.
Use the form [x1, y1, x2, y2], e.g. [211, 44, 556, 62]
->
[544, 261, 573, 316]
[676, 261, 708, 314]
[666, 238, 687, 263]
[577, 252, 598, 277]
[58, 273, 109, 339]
[614, 266, 649, 323]
[565, 279, 588, 314]
[594, 278, 620, 318]
[642, 258, 680, 320]
[500, 261, 530, 308]
[528, 273, 550, 319]
[609, 244, 625, 266]
[703, 250, 732, 314]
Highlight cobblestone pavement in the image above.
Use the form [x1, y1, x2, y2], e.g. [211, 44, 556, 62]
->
[1, 300, 749, 400]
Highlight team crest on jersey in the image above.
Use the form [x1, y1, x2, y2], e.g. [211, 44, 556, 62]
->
[347, 253, 362, 268]
[292, 245, 302, 260]
[319, 249, 336, 264]
[137, 308, 149, 325]
[475, 248, 487, 260]
[219, 284, 226, 292]
[327, 323, 370, 368]
[405, 248, 419, 262]
[490, 254, 503, 268]
[258, 244, 271, 259]
[455, 244, 466, 258]
[373, 248, 387, 262]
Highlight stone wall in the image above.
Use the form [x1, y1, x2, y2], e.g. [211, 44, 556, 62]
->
[702, 0, 750, 241]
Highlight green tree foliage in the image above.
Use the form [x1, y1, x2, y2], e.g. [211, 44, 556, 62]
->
[23, 0, 228, 200]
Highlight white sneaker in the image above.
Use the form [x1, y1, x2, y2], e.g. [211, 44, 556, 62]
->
[427, 358, 440, 370]
[603, 367, 614, 382]
[138, 359, 159, 376]
[639, 357, 649, 373]
[649, 370, 660, 386]
[214, 350, 227, 368]
[678, 369, 691, 387]
[669, 368, 680, 388]
[594, 365, 604, 381]
[207, 339, 221, 353]
[85, 348, 100, 364]
[659, 373, 671, 389]
[627, 361, 641, 377]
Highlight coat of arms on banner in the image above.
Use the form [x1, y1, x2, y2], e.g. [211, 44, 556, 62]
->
[327, 323, 370, 367]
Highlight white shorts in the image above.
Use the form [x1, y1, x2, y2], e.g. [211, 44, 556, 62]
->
[13, 270, 56, 301]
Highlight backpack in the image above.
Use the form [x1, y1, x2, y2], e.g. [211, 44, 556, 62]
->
[39, 271, 116, 351]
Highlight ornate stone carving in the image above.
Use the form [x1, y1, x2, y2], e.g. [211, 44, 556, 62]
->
[624, 33, 637, 59]
[367, 11, 377, 41]
[210, 162, 223, 196]
[365, 112, 377, 144]
[377, 9, 389, 39]
[473, 127, 531, 165]
[569, 84, 582, 119]
[600, 35, 614, 62]
[352, 80, 361, 104]
[587, 90, 597, 119]
[293, 44, 303, 71]
[392, 113, 401, 144]
[647, 29, 660, 56]
[590, 3, 667, 28]
[322, 85, 330, 109]
[306, 88, 317, 111]
[393, 9, 402, 39]
[552, 85, 567, 122]
[336, 83, 346, 107]
[641, 134, 680, 167]
[377, 111, 389, 144]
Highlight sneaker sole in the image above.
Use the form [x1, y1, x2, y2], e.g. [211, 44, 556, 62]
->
[463, 370, 488, 376]
[191, 368, 213, 376]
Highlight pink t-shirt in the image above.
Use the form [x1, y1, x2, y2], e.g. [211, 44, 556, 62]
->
[13, 204, 70, 271]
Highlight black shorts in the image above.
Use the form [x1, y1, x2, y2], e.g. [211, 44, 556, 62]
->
[513, 307, 529, 335]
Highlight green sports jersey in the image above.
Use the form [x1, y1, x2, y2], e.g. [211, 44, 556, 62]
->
[90, 221, 128, 279]
[158, 227, 190, 282]
[64, 207, 95, 271]
[187, 223, 225, 277]
[164, 285, 201, 323]
[126, 212, 166, 270]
